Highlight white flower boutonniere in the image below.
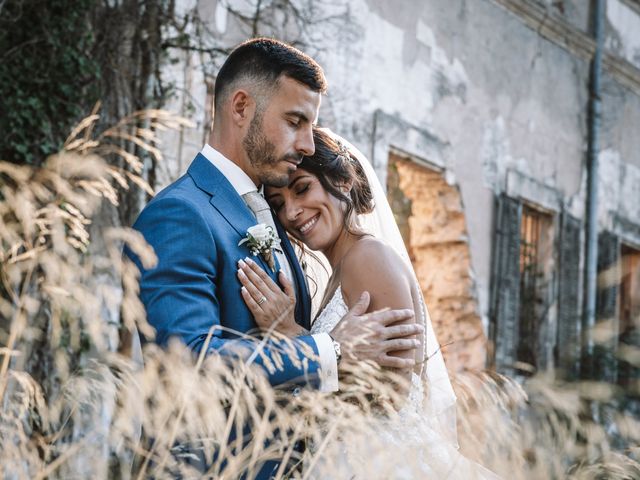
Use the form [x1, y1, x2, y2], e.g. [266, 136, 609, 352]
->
[238, 223, 282, 272]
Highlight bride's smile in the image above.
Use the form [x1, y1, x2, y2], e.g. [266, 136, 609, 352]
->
[296, 213, 319, 235]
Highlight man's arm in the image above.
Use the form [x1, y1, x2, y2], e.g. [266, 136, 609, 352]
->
[330, 292, 422, 373]
[126, 195, 323, 388]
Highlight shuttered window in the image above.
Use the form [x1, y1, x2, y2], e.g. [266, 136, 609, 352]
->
[517, 205, 553, 374]
[491, 197, 638, 384]
[490, 195, 522, 375]
[556, 213, 582, 380]
[594, 231, 621, 382]
[491, 195, 556, 376]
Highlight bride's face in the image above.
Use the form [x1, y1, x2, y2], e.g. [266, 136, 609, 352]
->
[266, 169, 346, 251]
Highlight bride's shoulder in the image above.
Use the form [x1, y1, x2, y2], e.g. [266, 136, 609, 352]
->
[341, 237, 408, 283]
[340, 236, 412, 308]
[344, 236, 399, 264]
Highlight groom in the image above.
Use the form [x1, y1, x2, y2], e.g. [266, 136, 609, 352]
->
[128, 38, 421, 477]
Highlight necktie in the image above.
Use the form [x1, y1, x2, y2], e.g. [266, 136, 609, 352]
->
[242, 191, 294, 285]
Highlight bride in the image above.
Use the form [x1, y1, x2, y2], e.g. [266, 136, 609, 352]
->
[237, 127, 498, 479]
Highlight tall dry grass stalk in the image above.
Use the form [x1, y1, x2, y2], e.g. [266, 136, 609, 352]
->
[1, 109, 639, 479]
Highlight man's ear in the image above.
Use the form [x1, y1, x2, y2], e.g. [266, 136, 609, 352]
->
[230, 89, 255, 126]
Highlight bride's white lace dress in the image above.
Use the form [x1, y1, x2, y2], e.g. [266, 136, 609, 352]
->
[309, 286, 500, 479]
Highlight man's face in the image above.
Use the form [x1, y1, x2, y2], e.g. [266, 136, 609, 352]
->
[242, 76, 321, 187]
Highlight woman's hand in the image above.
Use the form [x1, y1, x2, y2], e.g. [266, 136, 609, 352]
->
[237, 257, 303, 337]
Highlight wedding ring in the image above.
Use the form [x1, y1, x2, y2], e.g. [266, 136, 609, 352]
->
[257, 296, 267, 306]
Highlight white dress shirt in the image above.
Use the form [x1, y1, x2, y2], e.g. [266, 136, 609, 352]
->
[201, 144, 339, 392]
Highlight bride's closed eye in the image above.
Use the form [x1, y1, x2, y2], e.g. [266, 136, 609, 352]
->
[294, 183, 310, 195]
[269, 195, 288, 213]
[270, 184, 309, 212]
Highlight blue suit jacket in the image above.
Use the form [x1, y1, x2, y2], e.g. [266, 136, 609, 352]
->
[128, 153, 320, 388]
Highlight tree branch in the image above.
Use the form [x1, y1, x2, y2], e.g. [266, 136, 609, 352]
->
[161, 41, 229, 56]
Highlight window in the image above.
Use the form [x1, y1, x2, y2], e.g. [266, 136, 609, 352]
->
[491, 195, 559, 376]
[517, 205, 554, 372]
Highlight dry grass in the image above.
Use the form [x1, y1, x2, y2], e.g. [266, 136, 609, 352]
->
[0, 110, 639, 479]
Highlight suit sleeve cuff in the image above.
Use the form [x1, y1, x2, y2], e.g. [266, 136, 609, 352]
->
[312, 333, 339, 392]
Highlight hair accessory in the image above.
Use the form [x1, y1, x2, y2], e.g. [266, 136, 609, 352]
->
[335, 141, 352, 164]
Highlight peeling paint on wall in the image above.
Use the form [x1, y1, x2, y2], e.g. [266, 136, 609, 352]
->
[606, 0, 640, 69]
[598, 149, 640, 229]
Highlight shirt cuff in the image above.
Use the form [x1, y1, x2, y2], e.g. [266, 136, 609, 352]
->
[312, 333, 339, 392]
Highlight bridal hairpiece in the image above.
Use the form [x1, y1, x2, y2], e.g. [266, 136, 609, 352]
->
[335, 141, 352, 164]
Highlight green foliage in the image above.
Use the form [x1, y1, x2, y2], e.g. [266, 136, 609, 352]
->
[0, 0, 100, 166]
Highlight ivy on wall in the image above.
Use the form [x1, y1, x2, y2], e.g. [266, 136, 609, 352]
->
[0, 0, 100, 166]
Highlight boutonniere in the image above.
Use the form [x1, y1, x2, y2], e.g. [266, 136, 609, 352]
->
[238, 223, 282, 272]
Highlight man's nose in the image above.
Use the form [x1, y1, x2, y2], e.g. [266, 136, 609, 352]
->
[296, 126, 315, 157]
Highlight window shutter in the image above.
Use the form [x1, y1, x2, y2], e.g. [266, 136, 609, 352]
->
[556, 212, 582, 380]
[490, 194, 522, 374]
[594, 230, 620, 382]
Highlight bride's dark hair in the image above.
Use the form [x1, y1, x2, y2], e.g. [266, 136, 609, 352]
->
[300, 128, 375, 232]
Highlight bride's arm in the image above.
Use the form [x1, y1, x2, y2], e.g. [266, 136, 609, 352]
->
[340, 239, 418, 385]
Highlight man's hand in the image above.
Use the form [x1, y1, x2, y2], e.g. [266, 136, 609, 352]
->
[330, 291, 423, 371]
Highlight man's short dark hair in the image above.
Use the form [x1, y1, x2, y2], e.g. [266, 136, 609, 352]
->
[214, 38, 327, 112]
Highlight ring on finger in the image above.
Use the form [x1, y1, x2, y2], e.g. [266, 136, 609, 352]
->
[257, 295, 267, 306]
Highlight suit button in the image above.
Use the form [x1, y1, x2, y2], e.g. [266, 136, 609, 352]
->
[292, 387, 301, 397]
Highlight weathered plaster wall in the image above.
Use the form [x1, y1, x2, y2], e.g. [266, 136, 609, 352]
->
[590, 59, 640, 247]
[312, 0, 590, 339]
[313, 0, 640, 353]
[155, 0, 252, 189]
[606, 0, 640, 70]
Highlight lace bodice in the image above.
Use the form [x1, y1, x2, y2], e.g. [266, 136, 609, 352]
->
[310, 286, 348, 335]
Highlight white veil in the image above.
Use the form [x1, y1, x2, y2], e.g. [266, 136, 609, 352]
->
[308, 128, 459, 446]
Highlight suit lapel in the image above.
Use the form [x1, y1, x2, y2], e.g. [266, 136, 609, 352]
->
[188, 154, 255, 237]
[275, 219, 311, 330]
[188, 153, 311, 326]
[187, 154, 274, 274]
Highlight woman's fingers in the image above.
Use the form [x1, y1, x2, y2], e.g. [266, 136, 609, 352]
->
[241, 285, 262, 314]
[237, 266, 268, 306]
[242, 257, 280, 294]
[237, 258, 298, 333]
